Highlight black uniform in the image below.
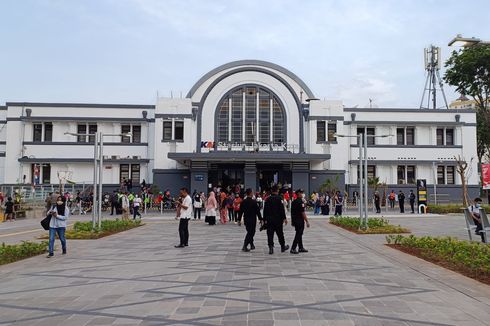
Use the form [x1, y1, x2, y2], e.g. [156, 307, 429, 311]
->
[409, 192, 416, 213]
[398, 192, 405, 213]
[374, 193, 381, 213]
[263, 194, 287, 250]
[291, 198, 306, 251]
[239, 197, 263, 250]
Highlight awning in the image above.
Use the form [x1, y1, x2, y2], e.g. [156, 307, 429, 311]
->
[168, 152, 330, 163]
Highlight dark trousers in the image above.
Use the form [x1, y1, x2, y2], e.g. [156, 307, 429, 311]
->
[267, 223, 286, 248]
[475, 220, 485, 242]
[375, 201, 381, 213]
[111, 203, 117, 215]
[194, 208, 201, 219]
[334, 205, 342, 216]
[291, 223, 304, 250]
[228, 208, 234, 221]
[410, 200, 415, 213]
[179, 218, 189, 245]
[321, 205, 329, 215]
[133, 206, 141, 219]
[399, 200, 405, 213]
[243, 222, 256, 248]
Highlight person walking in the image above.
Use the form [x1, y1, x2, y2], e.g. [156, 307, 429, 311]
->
[133, 194, 142, 219]
[233, 194, 242, 225]
[4, 197, 14, 222]
[240, 188, 263, 252]
[398, 190, 405, 213]
[374, 191, 381, 213]
[290, 189, 310, 254]
[193, 191, 203, 220]
[121, 192, 130, 220]
[409, 190, 416, 213]
[47, 196, 69, 257]
[175, 187, 192, 248]
[205, 191, 218, 225]
[263, 185, 289, 255]
[219, 190, 228, 224]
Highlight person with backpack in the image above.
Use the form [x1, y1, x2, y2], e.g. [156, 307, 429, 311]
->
[388, 190, 396, 209]
[47, 196, 69, 257]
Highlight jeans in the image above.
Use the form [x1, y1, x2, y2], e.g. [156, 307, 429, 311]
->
[49, 227, 66, 255]
[179, 218, 189, 245]
[314, 205, 321, 215]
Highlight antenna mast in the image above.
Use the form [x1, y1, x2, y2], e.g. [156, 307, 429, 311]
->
[419, 45, 449, 109]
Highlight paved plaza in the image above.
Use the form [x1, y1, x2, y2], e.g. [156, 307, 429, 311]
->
[1, 216, 490, 325]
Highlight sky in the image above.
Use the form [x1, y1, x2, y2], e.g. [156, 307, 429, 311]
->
[1, 0, 489, 108]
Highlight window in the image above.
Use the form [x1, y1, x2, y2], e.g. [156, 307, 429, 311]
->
[174, 121, 184, 141]
[44, 123, 52, 141]
[121, 125, 131, 143]
[436, 128, 444, 145]
[438, 166, 455, 185]
[33, 124, 42, 142]
[31, 164, 51, 184]
[88, 125, 97, 143]
[120, 164, 140, 184]
[131, 164, 140, 184]
[396, 128, 405, 145]
[406, 128, 415, 145]
[397, 127, 415, 145]
[357, 165, 376, 180]
[120, 164, 130, 183]
[77, 124, 87, 142]
[215, 85, 286, 146]
[121, 125, 141, 143]
[317, 121, 326, 142]
[163, 121, 172, 141]
[357, 127, 375, 145]
[328, 122, 337, 142]
[446, 129, 454, 145]
[42, 164, 51, 184]
[397, 165, 416, 184]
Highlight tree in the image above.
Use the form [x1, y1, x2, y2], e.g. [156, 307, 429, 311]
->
[444, 44, 490, 163]
[319, 175, 340, 194]
[454, 155, 474, 206]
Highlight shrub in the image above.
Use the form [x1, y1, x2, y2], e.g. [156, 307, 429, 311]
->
[427, 204, 490, 214]
[65, 219, 142, 239]
[0, 241, 48, 265]
[386, 235, 490, 281]
[329, 216, 409, 234]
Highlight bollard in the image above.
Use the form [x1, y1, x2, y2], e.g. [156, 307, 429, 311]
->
[418, 204, 427, 214]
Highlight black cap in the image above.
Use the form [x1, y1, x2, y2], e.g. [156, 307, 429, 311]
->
[295, 188, 304, 195]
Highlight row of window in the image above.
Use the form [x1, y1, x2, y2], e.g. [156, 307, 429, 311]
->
[32, 123, 142, 143]
[316, 124, 456, 146]
[357, 165, 456, 185]
[162, 120, 184, 141]
[30, 163, 141, 185]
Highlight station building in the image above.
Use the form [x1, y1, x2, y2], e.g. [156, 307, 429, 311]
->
[0, 60, 479, 201]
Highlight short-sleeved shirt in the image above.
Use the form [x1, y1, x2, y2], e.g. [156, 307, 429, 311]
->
[180, 195, 192, 219]
[291, 198, 305, 225]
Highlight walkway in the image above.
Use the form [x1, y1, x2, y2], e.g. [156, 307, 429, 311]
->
[1, 218, 490, 325]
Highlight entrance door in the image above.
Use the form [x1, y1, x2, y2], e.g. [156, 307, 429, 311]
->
[208, 164, 244, 191]
[257, 164, 291, 192]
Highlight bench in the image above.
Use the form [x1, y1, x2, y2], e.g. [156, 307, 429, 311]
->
[480, 210, 490, 243]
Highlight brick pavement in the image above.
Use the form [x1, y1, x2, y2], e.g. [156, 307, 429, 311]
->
[1, 218, 490, 325]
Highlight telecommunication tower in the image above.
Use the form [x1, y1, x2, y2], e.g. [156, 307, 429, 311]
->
[419, 45, 449, 109]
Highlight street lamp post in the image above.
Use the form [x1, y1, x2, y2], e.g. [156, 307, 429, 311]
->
[97, 132, 132, 229]
[448, 34, 490, 47]
[64, 132, 99, 229]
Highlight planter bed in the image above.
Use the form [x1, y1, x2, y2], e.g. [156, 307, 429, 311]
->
[329, 216, 410, 234]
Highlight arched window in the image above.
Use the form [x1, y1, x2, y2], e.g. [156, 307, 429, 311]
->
[216, 85, 286, 145]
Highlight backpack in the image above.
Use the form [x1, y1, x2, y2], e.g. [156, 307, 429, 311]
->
[389, 193, 395, 200]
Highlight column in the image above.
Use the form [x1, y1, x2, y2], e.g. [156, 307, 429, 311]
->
[244, 162, 257, 192]
[292, 162, 309, 193]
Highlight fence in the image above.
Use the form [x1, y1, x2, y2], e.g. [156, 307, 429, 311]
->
[0, 183, 91, 202]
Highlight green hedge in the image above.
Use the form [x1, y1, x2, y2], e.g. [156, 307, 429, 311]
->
[66, 219, 142, 239]
[329, 216, 410, 234]
[0, 241, 48, 265]
[386, 235, 490, 281]
[427, 204, 490, 214]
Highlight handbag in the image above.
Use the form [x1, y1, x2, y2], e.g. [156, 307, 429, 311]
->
[40, 214, 52, 230]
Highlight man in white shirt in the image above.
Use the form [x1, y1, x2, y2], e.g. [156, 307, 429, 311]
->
[175, 187, 192, 248]
[468, 197, 485, 242]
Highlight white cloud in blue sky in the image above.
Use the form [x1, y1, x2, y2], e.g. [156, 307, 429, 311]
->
[1, 0, 488, 107]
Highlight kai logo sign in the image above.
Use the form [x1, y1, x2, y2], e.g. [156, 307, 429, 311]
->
[200, 141, 299, 152]
[200, 141, 215, 148]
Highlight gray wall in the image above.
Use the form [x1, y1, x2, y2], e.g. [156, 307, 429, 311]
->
[309, 171, 346, 195]
[153, 170, 190, 196]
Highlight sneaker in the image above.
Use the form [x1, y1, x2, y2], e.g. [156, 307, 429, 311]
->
[46, 254, 53, 258]
[298, 248, 309, 253]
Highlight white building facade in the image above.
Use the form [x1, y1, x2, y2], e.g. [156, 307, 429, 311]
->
[0, 60, 479, 201]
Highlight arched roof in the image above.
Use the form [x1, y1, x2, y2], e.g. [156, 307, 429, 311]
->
[186, 60, 315, 99]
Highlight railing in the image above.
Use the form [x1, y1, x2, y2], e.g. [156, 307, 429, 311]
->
[0, 183, 90, 202]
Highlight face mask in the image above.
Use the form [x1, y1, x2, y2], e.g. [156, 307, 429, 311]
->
[475, 204, 481, 208]
[57, 201, 63, 205]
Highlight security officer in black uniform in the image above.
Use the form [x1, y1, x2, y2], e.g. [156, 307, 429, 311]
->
[263, 185, 289, 255]
[290, 189, 310, 254]
[240, 188, 263, 252]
